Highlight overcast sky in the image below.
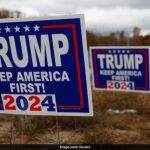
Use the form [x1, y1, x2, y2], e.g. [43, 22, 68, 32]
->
[0, 0, 150, 35]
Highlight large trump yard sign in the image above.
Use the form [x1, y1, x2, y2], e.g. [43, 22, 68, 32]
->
[0, 15, 93, 116]
[90, 47, 149, 93]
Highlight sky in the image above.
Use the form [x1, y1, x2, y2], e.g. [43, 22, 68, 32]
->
[0, 0, 150, 35]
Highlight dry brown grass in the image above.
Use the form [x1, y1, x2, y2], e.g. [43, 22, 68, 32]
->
[82, 90, 150, 144]
[1, 90, 150, 144]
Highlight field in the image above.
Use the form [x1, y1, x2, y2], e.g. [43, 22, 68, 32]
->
[0, 90, 150, 144]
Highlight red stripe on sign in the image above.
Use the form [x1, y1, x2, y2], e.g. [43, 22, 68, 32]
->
[42, 24, 84, 109]
[130, 50, 148, 90]
[93, 50, 108, 88]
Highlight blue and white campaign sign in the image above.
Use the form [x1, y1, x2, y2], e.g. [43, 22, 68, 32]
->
[0, 15, 93, 116]
[90, 47, 150, 93]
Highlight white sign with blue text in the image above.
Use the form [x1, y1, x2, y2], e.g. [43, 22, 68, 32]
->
[0, 15, 93, 116]
[90, 47, 150, 93]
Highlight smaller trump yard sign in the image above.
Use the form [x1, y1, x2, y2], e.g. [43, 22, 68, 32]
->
[90, 47, 150, 93]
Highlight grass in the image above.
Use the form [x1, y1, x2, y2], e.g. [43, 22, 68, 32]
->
[1, 90, 150, 144]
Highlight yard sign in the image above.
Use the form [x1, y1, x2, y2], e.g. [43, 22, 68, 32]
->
[90, 47, 149, 93]
[0, 15, 93, 116]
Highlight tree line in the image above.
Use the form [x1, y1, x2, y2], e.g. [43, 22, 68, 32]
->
[0, 9, 150, 47]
